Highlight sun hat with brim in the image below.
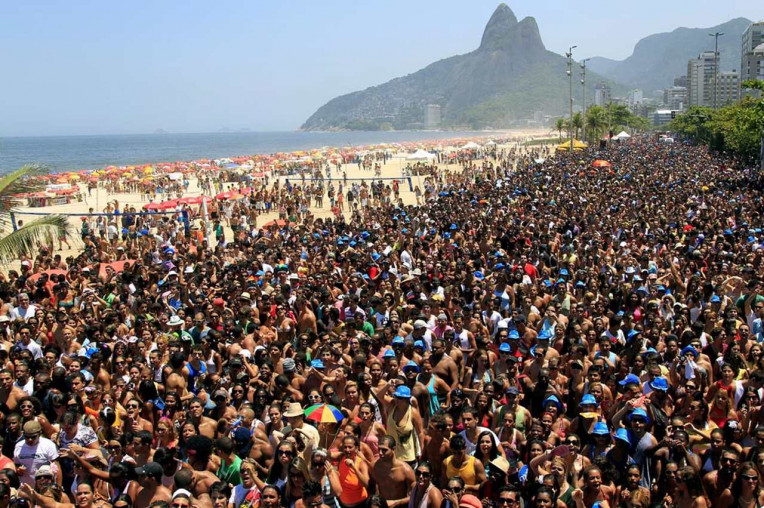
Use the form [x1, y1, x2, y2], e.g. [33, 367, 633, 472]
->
[283, 402, 305, 418]
[402, 361, 420, 373]
[629, 407, 651, 424]
[394, 385, 411, 399]
[591, 422, 610, 435]
[490, 456, 510, 475]
[615, 428, 631, 443]
[543, 395, 564, 414]
[167, 315, 184, 327]
[581, 394, 598, 407]
[681, 346, 698, 358]
[619, 374, 641, 386]
[649, 377, 669, 391]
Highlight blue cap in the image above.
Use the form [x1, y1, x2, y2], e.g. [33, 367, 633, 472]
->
[450, 224, 458, 230]
[414, 340, 425, 349]
[372, 253, 381, 262]
[543, 280, 552, 288]
[560, 268, 569, 276]
[650, 376, 669, 391]
[499, 343, 511, 352]
[710, 295, 721, 303]
[629, 407, 651, 424]
[508, 329, 520, 340]
[556, 278, 566, 285]
[383, 349, 396, 358]
[581, 394, 598, 407]
[657, 285, 666, 292]
[495, 263, 505, 270]
[592, 422, 610, 435]
[233, 427, 253, 442]
[575, 281, 586, 288]
[392, 336, 405, 345]
[619, 374, 641, 386]
[474, 271, 485, 280]
[615, 428, 631, 443]
[361, 231, 370, 239]
[543, 395, 564, 413]
[394, 385, 412, 398]
[637, 286, 648, 294]
[538, 329, 553, 341]
[403, 361, 420, 373]
[311, 359, 325, 369]
[681, 346, 698, 358]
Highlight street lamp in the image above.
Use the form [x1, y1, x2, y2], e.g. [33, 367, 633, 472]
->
[581, 58, 590, 142]
[566, 45, 577, 145]
[709, 32, 724, 109]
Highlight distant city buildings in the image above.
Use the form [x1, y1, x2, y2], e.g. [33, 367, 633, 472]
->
[741, 21, 764, 82]
[424, 104, 441, 128]
[717, 70, 741, 106]
[664, 86, 688, 111]
[626, 89, 644, 112]
[687, 51, 716, 107]
[674, 76, 688, 88]
[653, 109, 677, 126]
[594, 82, 611, 107]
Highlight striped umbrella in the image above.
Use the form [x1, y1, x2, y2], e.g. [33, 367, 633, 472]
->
[304, 404, 344, 423]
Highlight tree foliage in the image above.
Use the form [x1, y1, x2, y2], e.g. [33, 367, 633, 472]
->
[669, 81, 764, 163]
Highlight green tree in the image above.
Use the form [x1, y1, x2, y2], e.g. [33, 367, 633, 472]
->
[584, 106, 608, 142]
[555, 118, 566, 142]
[572, 112, 583, 140]
[0, 165, 70, 263]
[669, 106, 714, 144]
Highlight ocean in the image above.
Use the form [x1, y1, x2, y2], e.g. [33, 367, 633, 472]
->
[0, 130, 500, 173]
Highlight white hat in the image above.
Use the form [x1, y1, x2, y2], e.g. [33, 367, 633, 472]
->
[413, 320, 427, 329]
[167, 315, 184, 327]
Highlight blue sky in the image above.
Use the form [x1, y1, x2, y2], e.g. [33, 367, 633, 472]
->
[0, 0, 759, 136]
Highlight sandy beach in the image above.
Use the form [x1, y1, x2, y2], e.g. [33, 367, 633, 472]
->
[8, 128, 552, 266]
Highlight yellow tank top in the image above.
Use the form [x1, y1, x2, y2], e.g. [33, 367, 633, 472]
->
[387, 405, 417, 462]
[444, 455, 477, 485]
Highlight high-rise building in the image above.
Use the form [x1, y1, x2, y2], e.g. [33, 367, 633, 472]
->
[664, 86, 688, 111]
[674, 76, 688, 87]
[424, 104, 441, 128]
[687, 51, 716, 107]
[717, 70, 741, 106]
[741, 21, 764, 81]
[626, 89, 644, 111]
[594, 82, 611, 107]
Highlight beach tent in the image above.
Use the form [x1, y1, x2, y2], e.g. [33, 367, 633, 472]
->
[484, 140, 497, 146]
[461, 142, 481, 150]
[615, 131, 631, 139]
[407, 149, 436, 161]
[556, 140, 588, 151]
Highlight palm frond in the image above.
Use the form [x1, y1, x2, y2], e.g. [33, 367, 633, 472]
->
[0, 163, 48, 195]
[0, 215, 70, 264]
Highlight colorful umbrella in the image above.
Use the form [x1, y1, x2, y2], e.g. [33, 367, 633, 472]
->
[592, 160, 612, 168]
[304, 404, 344, 423]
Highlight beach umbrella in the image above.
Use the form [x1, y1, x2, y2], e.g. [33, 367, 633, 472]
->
[592, 160, 612, 168]
[179, 196, 212, 205]
[143, 202, 162, 210]
[27, 269, 68, 283]
[262, 219, 291, 228]
[304, 404, 344, 423]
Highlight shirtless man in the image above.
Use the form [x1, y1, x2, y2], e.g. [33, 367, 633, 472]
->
[430, 339, 459, 390]
[0, 368, 25, 413]
[165, 351, 191, 400]
[188, 397, 217, 439]
[372, 436, 415, 508]
[296, 297, 318, 335]
[134, 462, 172, 506]
[423, 414, 451, 485]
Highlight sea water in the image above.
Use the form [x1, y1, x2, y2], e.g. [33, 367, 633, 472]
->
[0, 130, 498, 173]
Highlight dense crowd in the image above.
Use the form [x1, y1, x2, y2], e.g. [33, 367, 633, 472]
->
[1, 137, 763, 508]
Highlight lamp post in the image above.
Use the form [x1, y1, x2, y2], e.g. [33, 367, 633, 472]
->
[581, 58, 590, 142]
[566, 45, 577, 145]
[709, 32, 724, 109]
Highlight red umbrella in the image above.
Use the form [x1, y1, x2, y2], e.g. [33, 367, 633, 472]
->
[592, 160, 612, 168]
[155, 199, 179, 210]
[27, 269, 68, 283]
[262, 220, 291, 228]
[99, 260, 135, 279]
[143, 202, 162, 210]
[179, 195, 212, 205]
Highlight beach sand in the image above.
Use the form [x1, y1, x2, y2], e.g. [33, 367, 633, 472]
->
[7, 128, 552, 267]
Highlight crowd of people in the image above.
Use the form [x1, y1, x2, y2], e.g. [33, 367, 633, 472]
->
[1, 136, 763, 508]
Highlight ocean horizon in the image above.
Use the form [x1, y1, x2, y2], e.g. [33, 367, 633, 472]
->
[0, 130, 513, 174]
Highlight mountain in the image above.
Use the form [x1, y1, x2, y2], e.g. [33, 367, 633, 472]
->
[588, 17, 753, 93]
[301, 4, 619, 131]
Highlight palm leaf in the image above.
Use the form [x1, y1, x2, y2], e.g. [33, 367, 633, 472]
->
[0, 164, 49, 213]
[0, 215, 69, 264]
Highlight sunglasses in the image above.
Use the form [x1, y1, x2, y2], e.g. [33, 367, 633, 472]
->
[415, 470, 431, 478]
[499, 499, 517, 505]
[742, 474, 759, 482]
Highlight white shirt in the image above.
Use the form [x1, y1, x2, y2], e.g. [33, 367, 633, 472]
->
[17, 339, 43, 360]
[11, 304, 37, 322]
[14, 436, 59, 485]
[461, 426, 501, 455]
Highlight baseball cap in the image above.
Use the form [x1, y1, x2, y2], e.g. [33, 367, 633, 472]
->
[23, 420, 42, 434]
[413, 320, 427, 329]
[649, 377, 669, 391]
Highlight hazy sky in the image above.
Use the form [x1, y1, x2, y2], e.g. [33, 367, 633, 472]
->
[1, 0, 759, 136]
